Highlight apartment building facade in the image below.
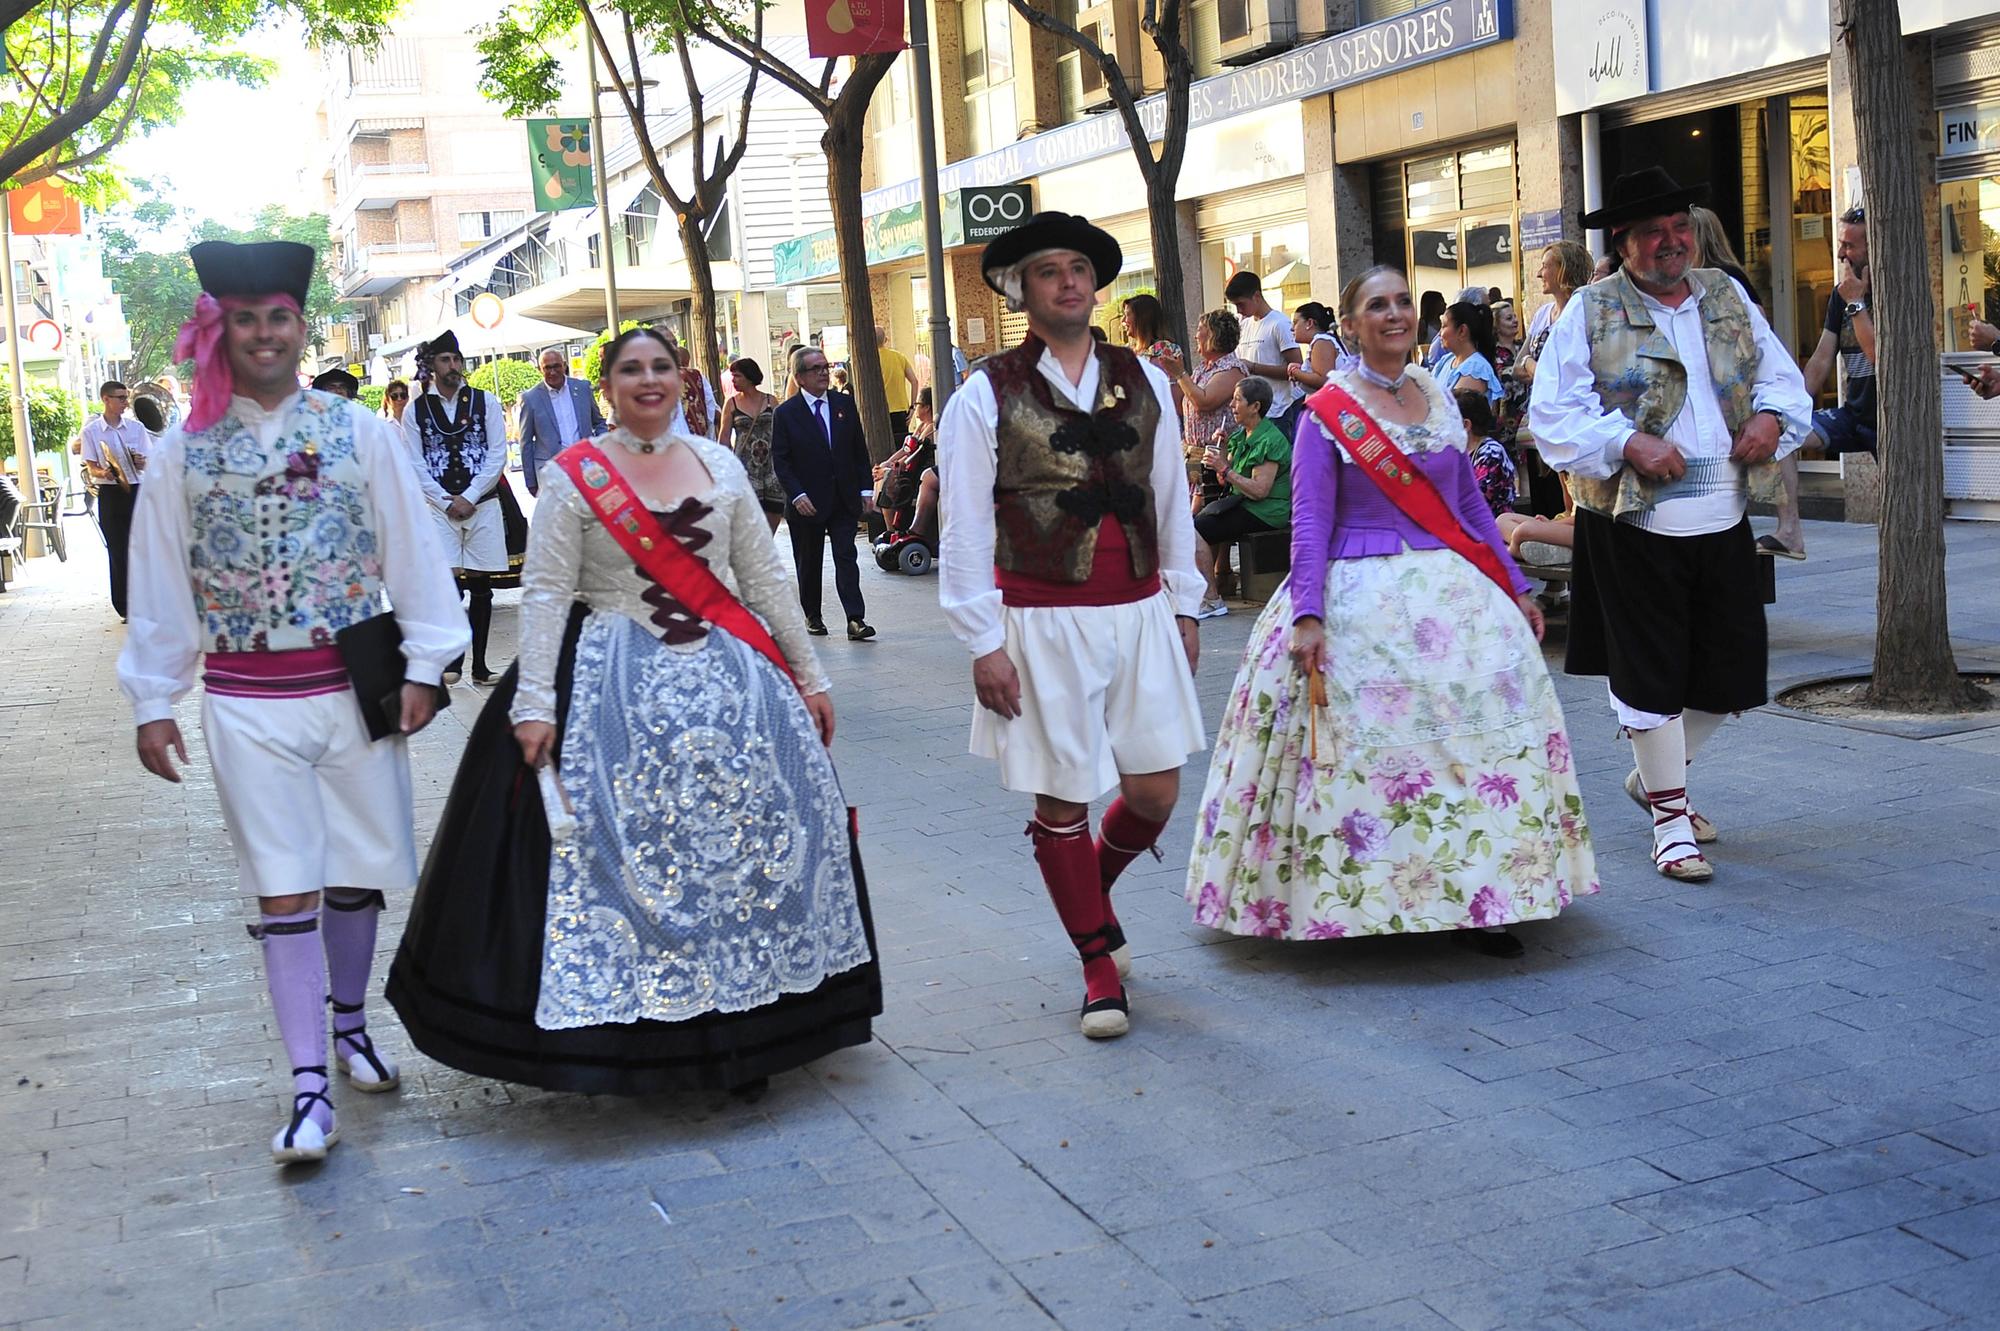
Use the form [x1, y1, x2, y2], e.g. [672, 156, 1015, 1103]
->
[308, 0, 536, 371]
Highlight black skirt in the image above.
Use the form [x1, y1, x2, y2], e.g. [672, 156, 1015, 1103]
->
[386, 604, 882, 1096]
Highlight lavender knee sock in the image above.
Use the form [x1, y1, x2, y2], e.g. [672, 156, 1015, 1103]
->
[252, 907, 332, 1132]
[321, 889, 383, 1017]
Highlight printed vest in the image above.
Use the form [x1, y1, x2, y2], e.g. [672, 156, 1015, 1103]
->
[1571, 267, 1779, 519]
[182, 391, 385, 652]
[989, 338, 1162, 582]
[413, 386, 493, 496]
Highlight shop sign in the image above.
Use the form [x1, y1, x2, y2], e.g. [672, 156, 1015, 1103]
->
[1551, 0, 1650, 115]
[1465, 223, 1514, 268]
[775, 184, 1036, 282]
[1940, 104, 2000, 159]
[861, 0, 1513, 216]
[1520, 209, 1565, 251]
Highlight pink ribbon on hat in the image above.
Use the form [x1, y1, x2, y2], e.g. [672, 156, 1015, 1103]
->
[173, 292, 302, 434]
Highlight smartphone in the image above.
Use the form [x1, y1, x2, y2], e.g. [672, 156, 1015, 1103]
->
[1948, 363, 1984, 384]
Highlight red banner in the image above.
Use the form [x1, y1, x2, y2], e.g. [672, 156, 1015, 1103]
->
[805, 0, 907, 57]
[7, 180, 83, 236]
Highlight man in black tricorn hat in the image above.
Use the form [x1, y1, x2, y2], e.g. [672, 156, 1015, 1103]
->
[310, 367, 359, 399]
[116, 239, 467, 1166]
[1528, 168, 1811, 884]
[401, 327, 511, 684]
[937, 212, 1205, 1040]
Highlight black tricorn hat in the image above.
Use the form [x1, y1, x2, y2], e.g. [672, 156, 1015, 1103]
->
[981, 212, 1122, 296]
[310, 368, 359, 397]
[424, 328, 462, 359]
[189, 240, 315, 306]
[1581, 167, 1710, 232]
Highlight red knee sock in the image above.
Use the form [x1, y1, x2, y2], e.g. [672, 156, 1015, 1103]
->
[1097, 798, 1168, 937]
[1029, 817, 1122, 1004]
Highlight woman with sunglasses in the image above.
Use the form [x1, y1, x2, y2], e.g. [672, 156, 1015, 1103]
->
[382, 379, 410, 424]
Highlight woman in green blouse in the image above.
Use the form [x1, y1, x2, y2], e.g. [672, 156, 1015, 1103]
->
[1192, 375, 1292, 618]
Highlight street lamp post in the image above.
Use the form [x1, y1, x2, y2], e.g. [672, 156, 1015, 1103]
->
[584, 28, 621, 331]
[908, 0, 954, 414]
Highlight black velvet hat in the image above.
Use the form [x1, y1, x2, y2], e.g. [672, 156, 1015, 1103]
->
[1581, 167, 1710, 232]
[310, 368, 359, 397]
[981, 212, 1123, 297]
[189, 240, 316, 306]
[423, 328, 462, 359]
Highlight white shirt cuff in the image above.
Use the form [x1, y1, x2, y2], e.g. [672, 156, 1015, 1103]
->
[403, 659, 444, 687]
[132, 699, 176, 726]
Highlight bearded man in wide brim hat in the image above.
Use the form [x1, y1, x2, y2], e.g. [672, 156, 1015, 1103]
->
[936, 211, 1206, 1040]
[1527, 167, 1813, 884]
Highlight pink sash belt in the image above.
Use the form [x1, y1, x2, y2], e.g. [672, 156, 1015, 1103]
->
[203, 647, 351, 699]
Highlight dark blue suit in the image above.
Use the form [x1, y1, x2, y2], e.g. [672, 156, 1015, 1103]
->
[771, 389, 871, 624]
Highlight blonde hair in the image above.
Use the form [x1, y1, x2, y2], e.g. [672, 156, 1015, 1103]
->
[1543, 240, 1593, 292]
[1688, 206, 1745, 271]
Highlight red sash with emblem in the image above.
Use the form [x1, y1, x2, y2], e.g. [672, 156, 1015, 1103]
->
[1303, 384, 1517, 599]
[552, 441, 795, 683]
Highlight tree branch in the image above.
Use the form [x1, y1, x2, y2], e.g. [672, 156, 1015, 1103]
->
[16, 47, 151, 185]
[694, 22, 830, 116]
[0, 0, 154, 189]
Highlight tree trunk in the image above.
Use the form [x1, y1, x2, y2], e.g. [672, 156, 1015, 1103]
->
[1144, 170, 1188, 356]
[677, 209, 724, 405]
[1842, 0, 1983, 710]
[824, 86, 897, 465]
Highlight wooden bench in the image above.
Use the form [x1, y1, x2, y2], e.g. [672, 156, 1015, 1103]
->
[1227, 528, 1291, 602]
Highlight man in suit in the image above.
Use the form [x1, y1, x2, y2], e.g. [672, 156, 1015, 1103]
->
[515, 347, 607, 494]
[770, 344, 876, 640]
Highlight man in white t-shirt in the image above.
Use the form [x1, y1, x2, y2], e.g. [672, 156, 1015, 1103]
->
[1224, 271, 1302, 437]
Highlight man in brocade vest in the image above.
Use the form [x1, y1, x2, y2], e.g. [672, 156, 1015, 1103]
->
[402, 328, 511, 684]
[1528, 169, 1811, 884]
[117, 241, 468, 1166]
[938, 213, 1205, 1040]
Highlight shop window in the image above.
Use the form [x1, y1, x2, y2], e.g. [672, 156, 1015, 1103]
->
[1942, 176, 2000, 351]
[1217, 225, 1311, 312]
[1390, 142, 1520, 306]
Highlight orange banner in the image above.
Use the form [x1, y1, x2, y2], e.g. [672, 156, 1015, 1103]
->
[804, 0, 907, 57]
[7, 181, 83, 236]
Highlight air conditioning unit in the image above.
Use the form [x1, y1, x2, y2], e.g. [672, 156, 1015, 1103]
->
[1218, 0, 1296, 66]
[1075, 0, 1164, 110]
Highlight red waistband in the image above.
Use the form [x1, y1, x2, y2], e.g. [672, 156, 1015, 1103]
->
[998, 519, 1161, 608]
[202, 647, 351, 699]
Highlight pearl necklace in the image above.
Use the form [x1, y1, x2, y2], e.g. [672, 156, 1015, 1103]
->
[1354, 361, 1409, 401]
[610, 428, 674, 455]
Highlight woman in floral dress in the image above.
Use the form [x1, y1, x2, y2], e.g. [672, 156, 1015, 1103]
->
[1186, 266, 1597, 958]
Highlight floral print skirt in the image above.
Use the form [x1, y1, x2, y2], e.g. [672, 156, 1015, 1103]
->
[1186, 549, 1599, 940]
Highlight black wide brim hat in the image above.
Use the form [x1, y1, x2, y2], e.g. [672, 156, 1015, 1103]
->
[311, 368, 359, 395]
[981, 212, 1122, 295]
[189, 240, 316, 307]
[1581, 166, 1710, 232]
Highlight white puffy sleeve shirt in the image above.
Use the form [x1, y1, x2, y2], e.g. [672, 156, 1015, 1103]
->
[938, 352, 1202, 658]
[118, 395, 470, 725]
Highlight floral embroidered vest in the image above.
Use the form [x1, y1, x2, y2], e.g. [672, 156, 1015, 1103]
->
[182, 391, 385, 652]
[989, 337, 1162, 582]
[1571, 267, 1779, 519]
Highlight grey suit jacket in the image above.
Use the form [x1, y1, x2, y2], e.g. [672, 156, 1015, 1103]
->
[516, 378, 607, 493]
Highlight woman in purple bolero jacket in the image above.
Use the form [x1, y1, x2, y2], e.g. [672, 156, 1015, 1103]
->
[1185, 267, 1598, 957]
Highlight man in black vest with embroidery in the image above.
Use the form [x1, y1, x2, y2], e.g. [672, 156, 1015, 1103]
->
[938, 213, 1205, 1040]
[401, 329, 510, 684]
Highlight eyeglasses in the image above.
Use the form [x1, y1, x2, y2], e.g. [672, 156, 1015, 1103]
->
[388, 391, 408, 400]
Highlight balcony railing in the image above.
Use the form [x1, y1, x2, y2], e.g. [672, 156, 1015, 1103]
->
[353, 161, 430, 176]
[344, 241, 436, 275]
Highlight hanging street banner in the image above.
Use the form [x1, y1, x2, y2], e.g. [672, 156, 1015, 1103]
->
[773, 184, 1033, 286]
[805, 0, 907, 57]
[527, 119, 596, 211]
[7, 180, 83, 236]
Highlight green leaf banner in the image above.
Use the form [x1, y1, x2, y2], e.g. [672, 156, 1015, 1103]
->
[527, 118, 595, 212]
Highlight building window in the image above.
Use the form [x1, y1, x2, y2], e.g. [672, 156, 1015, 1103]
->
[963, 0, 1019, 156]
[458, 210, 525, 247]
[345, 38, 419, 92]
[1392, 142, 1520, 308]
[868, 55, 918, 179]
[1359, 0, 1420, 20]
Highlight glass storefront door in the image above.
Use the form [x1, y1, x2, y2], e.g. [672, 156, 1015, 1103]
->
[1399, 142, 1521, 311]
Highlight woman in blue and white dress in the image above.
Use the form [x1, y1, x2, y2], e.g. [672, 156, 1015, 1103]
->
[389, 327, 879, 1097]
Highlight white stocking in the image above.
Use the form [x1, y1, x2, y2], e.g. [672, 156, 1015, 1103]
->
[1627, 717, 1687, 797]
[1682, 709, 1726, 764]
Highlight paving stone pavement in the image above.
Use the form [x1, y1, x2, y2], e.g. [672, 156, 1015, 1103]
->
[3, 513, 1999, 1331]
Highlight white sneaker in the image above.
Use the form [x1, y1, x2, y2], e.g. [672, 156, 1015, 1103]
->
[1197, 597, 1230, 619]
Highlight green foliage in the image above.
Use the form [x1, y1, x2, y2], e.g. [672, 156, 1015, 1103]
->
[1, 1, 400, 197]
[476, 0, 757, 117]
[468, 357, 542, 409]
[0, 381, 86, 464]
[357, 384, 386, 413]
[99, 197, 346, 378]
[580, 320, 645, 388]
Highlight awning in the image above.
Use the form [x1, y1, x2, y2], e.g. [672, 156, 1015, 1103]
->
[353, 117, 423, 134]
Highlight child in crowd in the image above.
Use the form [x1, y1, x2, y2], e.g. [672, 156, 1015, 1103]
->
[1457, 388, 1515, 519]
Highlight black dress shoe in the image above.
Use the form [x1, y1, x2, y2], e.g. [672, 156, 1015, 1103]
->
[805, 617, 829, 636]
[1456, 928, 1526, 959]
[847, 619, 877, 641]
